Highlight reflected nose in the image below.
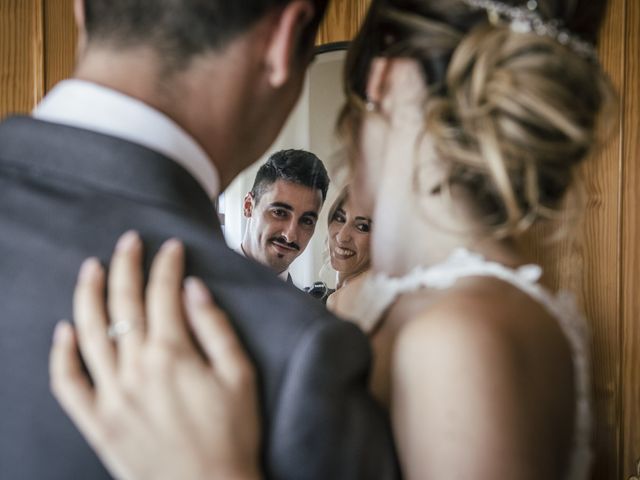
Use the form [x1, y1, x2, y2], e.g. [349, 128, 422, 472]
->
[282, 219, 298, 243]
[336, 224, 351, 244]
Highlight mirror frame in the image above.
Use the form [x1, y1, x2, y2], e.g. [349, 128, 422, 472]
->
[314, 41, 350, 56]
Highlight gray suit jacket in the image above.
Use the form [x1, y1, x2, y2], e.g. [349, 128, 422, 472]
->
[0, 117, 399, 480]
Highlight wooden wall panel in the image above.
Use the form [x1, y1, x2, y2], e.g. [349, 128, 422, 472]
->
[316, 0, 371, 45]
[515, 0, 626, 477]
[584, 2, 626, 478]
[43, 0, 76, 91]
[0, 0, 44, 118]
[621, 0, 640, 476]
[578, 0, 626, 480]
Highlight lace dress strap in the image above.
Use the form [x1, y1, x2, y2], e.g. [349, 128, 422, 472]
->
[352, 248, 592, 480]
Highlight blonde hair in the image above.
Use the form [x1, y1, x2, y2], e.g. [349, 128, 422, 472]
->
[327, 186, 350, 227]
[338, 0, 617, 237]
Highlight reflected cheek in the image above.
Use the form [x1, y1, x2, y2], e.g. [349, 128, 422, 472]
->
[328, 227, 338, 248]
[259, 221, 280, 244]
[358, 244, 370, 267]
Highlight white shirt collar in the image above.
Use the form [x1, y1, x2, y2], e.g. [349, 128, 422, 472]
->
[279, 269, 291, 282]
[33, 80, 220, 199]
[237, 244, 290, 281]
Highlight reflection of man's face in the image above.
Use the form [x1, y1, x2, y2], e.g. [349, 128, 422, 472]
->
[243, 179, 323, 274]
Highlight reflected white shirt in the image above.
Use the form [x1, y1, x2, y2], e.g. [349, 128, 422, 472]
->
[33, 79, 220, 199]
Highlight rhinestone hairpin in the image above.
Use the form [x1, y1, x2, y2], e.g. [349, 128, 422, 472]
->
[461, 0, 597, 60]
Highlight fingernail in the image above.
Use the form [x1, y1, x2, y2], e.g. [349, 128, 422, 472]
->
[53, 321, 72, 344]
[161, 238, 183, 253]
[185, 277, 211, 305]
[116, 230, 140, 252]
[78, 257, 101, 282]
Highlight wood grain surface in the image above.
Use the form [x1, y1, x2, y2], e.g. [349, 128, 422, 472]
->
[621, 0, 640, 477]
[0, 0, 44, 118]
[585, 2, 626, 478]
[495, 1, 628, 473]
[43, 0, 76, 92]
[316, 0, 371, 45]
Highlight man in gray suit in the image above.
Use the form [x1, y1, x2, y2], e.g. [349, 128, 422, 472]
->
[0, 1, 398, 479]
[241, 149, 330, 285]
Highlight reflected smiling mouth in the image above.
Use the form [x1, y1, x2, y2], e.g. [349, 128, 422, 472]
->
[334, 246, 355, 258]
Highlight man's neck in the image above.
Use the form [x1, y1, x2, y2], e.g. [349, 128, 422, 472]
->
[239, 242, 288, 278]
[239, 242, 253, 261]
[74, 46, 256, 191]
[75, 47, 168, 115]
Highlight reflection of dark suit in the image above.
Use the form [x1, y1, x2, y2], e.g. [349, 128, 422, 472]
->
[0, 117, 399, 480]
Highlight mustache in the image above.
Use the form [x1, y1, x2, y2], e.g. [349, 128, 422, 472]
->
[270, 236, 300, 251]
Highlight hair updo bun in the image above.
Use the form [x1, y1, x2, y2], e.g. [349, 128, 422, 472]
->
[339, 0, 616, 236]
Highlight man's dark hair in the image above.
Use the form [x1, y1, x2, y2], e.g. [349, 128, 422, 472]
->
[251, 149, 330, 204]
[83, 0, 328, 68]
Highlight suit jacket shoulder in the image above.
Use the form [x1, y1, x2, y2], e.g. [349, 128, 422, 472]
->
[0, 116, 399, 479]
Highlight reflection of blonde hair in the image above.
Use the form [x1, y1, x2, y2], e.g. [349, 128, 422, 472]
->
[338, 0, 617, 237]
[327, 186, 350, 227]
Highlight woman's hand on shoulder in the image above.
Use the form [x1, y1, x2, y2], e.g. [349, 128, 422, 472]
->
[49, 231, 261, 480]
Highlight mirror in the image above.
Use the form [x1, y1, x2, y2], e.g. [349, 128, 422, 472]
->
[220, 43, 350, 289]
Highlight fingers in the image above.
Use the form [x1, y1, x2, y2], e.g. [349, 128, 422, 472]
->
[74, 258, 117, 389]
[49, 321, 102, 444]
[183, 277, 253, 385]
[108, 231, 145, 365]
[146, 239, 190, 346]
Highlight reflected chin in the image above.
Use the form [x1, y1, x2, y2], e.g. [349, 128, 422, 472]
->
[265, 244, 299, 272]
[331, 255, 355, 273]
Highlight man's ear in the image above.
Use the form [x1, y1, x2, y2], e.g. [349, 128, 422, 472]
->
[74, 0, 88, 57]
[243, 193, 255, 218]
[74, 0, 85, 28]
[264, 0, 315, 88]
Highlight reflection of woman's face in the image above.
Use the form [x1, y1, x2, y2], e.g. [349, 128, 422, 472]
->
[328, 195, 372, 278]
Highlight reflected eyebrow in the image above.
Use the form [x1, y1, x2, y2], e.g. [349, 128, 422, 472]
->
[269, 202, 293, 211]
[270, 202, 318, 219]
[355, 216, 372, 223]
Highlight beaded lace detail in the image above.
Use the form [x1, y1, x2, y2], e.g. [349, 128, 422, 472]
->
[354, 248, 592, 480]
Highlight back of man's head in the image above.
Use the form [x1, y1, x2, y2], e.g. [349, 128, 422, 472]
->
[82, 0, 328, 67]
[251, 149, 330, 204]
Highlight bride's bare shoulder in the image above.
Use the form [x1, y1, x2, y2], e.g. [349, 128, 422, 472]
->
[392, 278, 562, 342]
[394, 286, 517, 360]
[389, 280, 575, 478]
[391, 277, 570, 376]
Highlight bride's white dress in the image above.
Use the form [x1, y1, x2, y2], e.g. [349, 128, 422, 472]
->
[353, 248, 592, 480]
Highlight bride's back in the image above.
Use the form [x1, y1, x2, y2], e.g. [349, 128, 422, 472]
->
[352, 249, 583, 479]
[379, 275, 575, 478]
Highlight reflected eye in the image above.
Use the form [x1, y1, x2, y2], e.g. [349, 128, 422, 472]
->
[301, 217, 317, 228]
[357, 222, 371, 233]
[271, 208, 288, 218]
[332, 212, 346, 224]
